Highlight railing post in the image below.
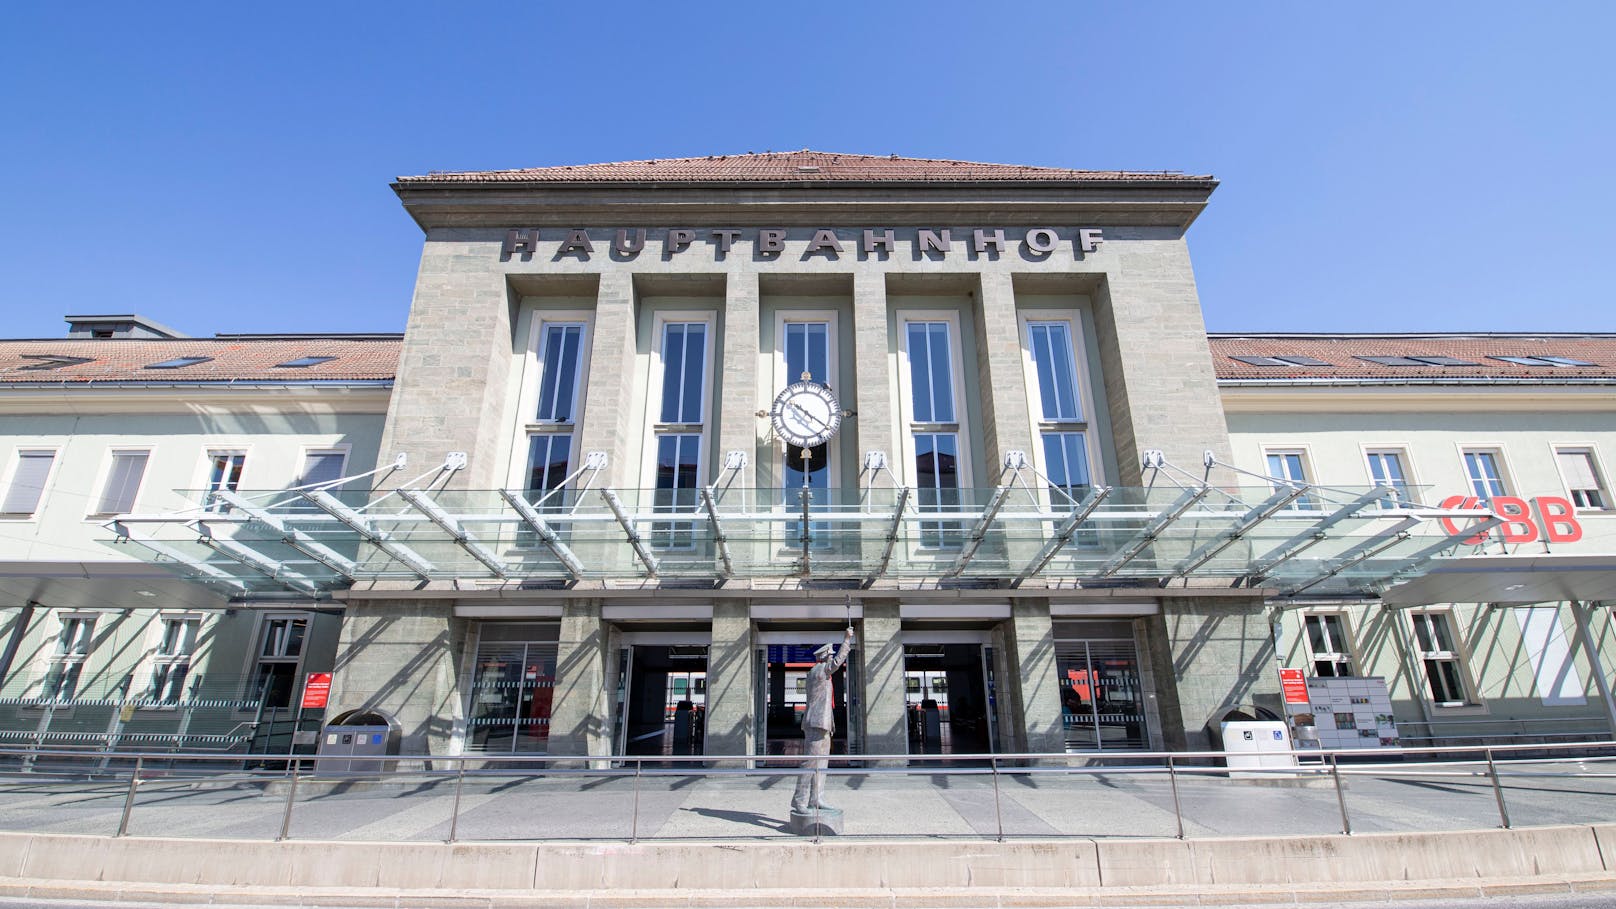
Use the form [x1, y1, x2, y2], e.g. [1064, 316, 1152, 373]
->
[990, 756, 1004, 843]
[1486, 748, 1512, 829]
[629, 759, 642, 844]
[1167, 753, 1185, 840]
[276, 759, 300, 841]
[446, 759, 467, 843]
[1329, 752, 1352, 835]
[116, 755, 142, 837]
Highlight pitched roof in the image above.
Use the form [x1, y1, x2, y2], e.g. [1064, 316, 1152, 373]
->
[1210, 334, 1616, 382]
[0, 337, 400, 385]
[397, 150, 1213, 186]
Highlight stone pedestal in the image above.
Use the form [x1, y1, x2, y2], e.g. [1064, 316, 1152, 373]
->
[788, 807, 844, 837]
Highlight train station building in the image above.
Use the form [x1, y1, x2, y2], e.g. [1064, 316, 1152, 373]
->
[1, 152, 1611, 761]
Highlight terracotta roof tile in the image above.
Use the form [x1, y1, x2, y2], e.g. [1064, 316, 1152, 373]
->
[0, 337, 400, 385]
[397, 150, 1213, 186]
[1210, 335, 1616, 381]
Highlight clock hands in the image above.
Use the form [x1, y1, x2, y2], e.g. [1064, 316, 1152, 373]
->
[786, 400, 832, 433]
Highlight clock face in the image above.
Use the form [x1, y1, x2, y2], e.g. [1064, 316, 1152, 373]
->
[769, 382, 842, 449]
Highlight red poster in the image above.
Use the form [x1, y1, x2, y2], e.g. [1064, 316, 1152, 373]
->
[301, 672, 333, 709]
[1279, 668, 1309, 705]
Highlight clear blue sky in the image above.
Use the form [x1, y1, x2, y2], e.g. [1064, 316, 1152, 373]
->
[2, 3, 1611, 338]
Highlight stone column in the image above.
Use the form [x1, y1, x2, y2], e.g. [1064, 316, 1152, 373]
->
[851, 272, 895, 478]
[859, 599, 905, 758]
[576, 272, 639, 487]
[1003, 599, 1064, 754]
[1088, 239, 1231, 484]
[1142, 596, 1279, 751]
[704, 601, 755, 759]
[973, 272, 1035, 478]
[547, 599, 611, 757]
[326, 599, 466, 756]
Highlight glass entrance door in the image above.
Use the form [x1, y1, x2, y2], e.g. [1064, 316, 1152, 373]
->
[613, 644, 708, 757]
[1056, 638, 1149, 751]
[902, 643, 993, 756]
[753, 643, 858, 763]
[465, 623, 559, 754]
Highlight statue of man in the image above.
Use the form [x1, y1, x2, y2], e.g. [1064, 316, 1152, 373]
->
[791, 626, 855, 814]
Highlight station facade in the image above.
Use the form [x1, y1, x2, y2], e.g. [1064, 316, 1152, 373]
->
[1, 152, 1611, 760]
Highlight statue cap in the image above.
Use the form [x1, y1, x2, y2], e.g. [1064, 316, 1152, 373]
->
[814, 642, 836, 660]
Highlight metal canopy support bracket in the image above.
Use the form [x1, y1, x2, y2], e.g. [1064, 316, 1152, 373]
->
[499, 489, 585, 580]
[193, 522, 321, 594]
[945, 484, 1013, 577]
[1167, 486, 1307, 580]
[1095, 486, 1211, 579]
[699, 488, 734, 577]
[213, 491, 358, 578]
[1278, 518, 1422, 597]
[871, 487, 911, 582]
[301, 490, 436, 580]
[1247, 486, 1394, 582]
[398, 489, 508, 579]
[601, 488, 659, 577]
[109, 522, 249, 593]
[1017, 486, 1112, 584]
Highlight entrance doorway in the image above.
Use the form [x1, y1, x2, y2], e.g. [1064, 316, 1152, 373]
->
[753, 638, 860, 762]
[613, 643, 708, 757]
[902, 640, 996, 756]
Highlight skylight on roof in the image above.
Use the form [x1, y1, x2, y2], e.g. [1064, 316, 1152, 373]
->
[1355, 356, 1426, 367]
[274, 356, 338, 368]
[144, 356, 214, 370]
[1490, 354, 1598, 368]
[1408, 355, 1479, 367]
[1231, 355, 1334, 367]
[16, 354, 95, 371]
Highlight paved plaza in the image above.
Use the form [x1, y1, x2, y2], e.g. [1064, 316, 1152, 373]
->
[1, 757, 1613, 843]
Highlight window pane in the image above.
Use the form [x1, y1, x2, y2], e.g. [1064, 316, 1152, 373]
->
[1464, 452, 1505, 500]
[526, 434, 572, 496]
[1030, 322, 1079, 421]
[907, 323, 933, 422]
[659, 324, 686, 423]
[96, 451, 149, 515]
[680, 324, 706, 423]
[537, 324, 583, 423]
[2, 451, 54, 515]
[927, 324, 954, 422]
[299, 451, 346, 489]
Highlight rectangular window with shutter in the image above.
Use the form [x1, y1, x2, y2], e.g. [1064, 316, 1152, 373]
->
[298, 450, 347, 490]
[1556, 448, 1609, 510]
[93, 450, 150, 516]
[2, 450, 56, 517]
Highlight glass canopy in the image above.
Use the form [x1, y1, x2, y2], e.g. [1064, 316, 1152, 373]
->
[101, 478, 1501, 601]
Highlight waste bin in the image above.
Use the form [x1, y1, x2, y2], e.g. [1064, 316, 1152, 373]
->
[318, 711, 400, 773]
[1220, 720, 1296, 778]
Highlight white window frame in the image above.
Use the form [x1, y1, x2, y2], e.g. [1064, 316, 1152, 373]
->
[296, 446, 351, 491]
[1456, 445, 1513, 502]
[506, 310, 594, 493]
[241, 611, 312, 708]
[1551, 444, 1611, 512]
[1262, 446, 1315, 510]
[41, 612, 98, 703]
[894, 310, 973, 490]
[1361, 445, 1418, 508]
[1409, 609, 1479, 708]
[641, 312, 717, 550]
[144, 613, 203, 706]
[198, 446, 252, 510]
[86, 446, 153, 519]
[1018, 310, 1105, 495]
[1300, 611, 1357, 677]
[0, 447, 60, 521]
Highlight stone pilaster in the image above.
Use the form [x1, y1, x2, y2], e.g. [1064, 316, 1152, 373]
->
[1003, 599, 1064, 754]
[1142, 596, 1280, 751]
[703, 601, 754, 758]
[974, 272, 1035, 478]
[851, 272, 895, 479]
[376, 234, 515, 489]
[1089, 240, 1231, 484]
[859, 599, 905, 758]
[576, 272, 639, 487]
[718, 274, 761, 483]
[547, 599, 611, 757]
[326, 600, 466, 756]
